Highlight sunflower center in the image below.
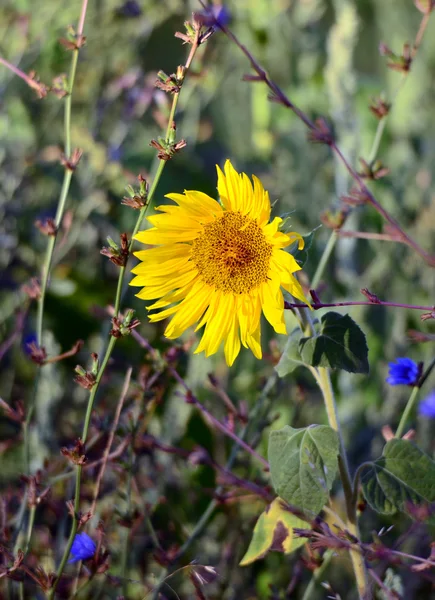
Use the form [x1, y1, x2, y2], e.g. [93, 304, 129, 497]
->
[191, 212, 273, 294]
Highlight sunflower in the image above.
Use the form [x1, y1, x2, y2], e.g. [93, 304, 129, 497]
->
[130, 160, 310, 366]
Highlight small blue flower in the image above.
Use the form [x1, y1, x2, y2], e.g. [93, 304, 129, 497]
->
[386, 358, 420, 386]
[419, 391, 435, 418]
[22, 333, 37, 356]
[200, 4, 231, 28]
[68, 533, 96, 564]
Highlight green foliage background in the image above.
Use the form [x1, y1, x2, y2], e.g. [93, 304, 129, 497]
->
[1, 0, 435, 598]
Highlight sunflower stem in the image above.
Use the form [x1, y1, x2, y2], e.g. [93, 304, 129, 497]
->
[314, 367, 371, 600]
[294, 302, 371, 598]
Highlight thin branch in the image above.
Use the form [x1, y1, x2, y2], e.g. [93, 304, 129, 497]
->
[169, 366, 269, 469]
[335, 231, 403, 242]
[89, 367, 132, 516]
[216, 12, 435, 268]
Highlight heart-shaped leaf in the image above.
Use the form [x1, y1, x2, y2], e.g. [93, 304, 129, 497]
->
[268, 425, 339, 516]
[299, 311, 369, 374]
[361, 439, 435, 515]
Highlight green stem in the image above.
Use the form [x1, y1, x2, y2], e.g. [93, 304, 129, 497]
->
[311, 231, 337, 291]
[301, 550, 333, 600]
[131, 159, 166, 241]
[15, 2, 87, 568]
[394, 386, 419, 439]
[367, 75, 406, 166]
[24, 505, 36, 554]
[315, 367, 371, 600]
[36, 34, 80, 345]
[50, 32, 201, 600]
[367, 118, 387, 166]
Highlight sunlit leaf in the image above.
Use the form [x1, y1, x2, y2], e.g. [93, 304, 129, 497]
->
[239, 497, 307, 566]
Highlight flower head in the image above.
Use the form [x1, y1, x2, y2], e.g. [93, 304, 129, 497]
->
[419, 391, 435, 418]
[199, 4, 231, 28]
[68, 533, 96, 563]
[131, 160, 310, 365]
[386, 358, 420, 386]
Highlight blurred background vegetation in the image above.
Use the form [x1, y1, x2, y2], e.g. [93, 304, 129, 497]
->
[1, 0, 435, 598]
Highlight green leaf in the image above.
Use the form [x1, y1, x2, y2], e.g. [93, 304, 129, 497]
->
[239, 497, 307, 566]
[275, 328, 308, 377]
[299, 311, 369, 374]
[268, 425, 340, 516]
[361, 439, 435, 515]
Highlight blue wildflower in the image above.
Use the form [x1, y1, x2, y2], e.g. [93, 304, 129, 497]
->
[22, 333, 37, 356]
[386, 358, 420, 386]
[200, 4, 231, 28]
[68, 533, 96, 564]
[419, 391, 435, 418]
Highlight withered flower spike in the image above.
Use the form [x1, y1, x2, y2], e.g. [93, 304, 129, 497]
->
[307, 118, 334, 145]
[369, 97, 391, 120]
[59, 33, 86, 51]
[100, 232, 130, 267]
[74, 366, 96, 390]
[421, 309, 435, 321]
[320, 207, 350, 230]
[121, 196, 145, 209]
[0, 398, 25, 423]
[361, 288, 381, 304]
[110, 310, 140, 338]
[79, 511, 93, 527]
[35, 218, 57, 236]
[26, 342, 47, 365]
[61, 438, 87, 466]
[341, 186, 370, 206]
[26, 70, 49, 99]
[22, 277, 41, 300]
[61, 148, 83, 171]
[150, 138, 187, 161]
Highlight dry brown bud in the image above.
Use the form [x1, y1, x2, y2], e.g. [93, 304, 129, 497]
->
[61, 438, 87, 465]
[307, 118, 334, 145]
[22, 278, 41, 300]
[26, 342, 47, 365]
[61, 148, 83, 171]
[35, 218, 57, 236]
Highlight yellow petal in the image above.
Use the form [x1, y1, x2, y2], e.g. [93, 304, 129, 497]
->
[134, 244, 190, 262]
[134, 228, 200, 245]
[133, 269, 197, 299]
[164, 281, 211, 338]
[131, 256, 192, 277]
[260, 280, 286, 335]
[246, 324, 262, 359]
[252, 174, 271, 226]
[147, 212, 203, 231]
[224, 312, 241, 366]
